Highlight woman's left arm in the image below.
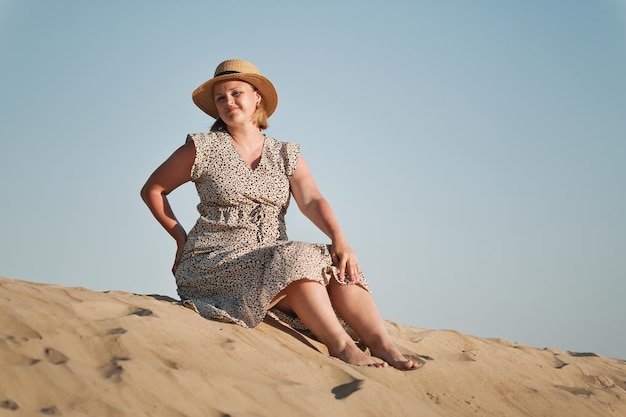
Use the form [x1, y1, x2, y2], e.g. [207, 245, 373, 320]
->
[290, 156, 361, 281]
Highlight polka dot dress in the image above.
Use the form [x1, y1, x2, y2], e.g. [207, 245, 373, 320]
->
[174, 131, 369, 328]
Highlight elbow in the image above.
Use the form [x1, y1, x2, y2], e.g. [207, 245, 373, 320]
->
[141, 181, 168, 205]
[140, 181, 156, 204]
[140, 183, 150, 203]
[298, 196, 323, 217]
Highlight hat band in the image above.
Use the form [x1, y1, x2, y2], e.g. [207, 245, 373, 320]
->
[215, 70, 241, 76]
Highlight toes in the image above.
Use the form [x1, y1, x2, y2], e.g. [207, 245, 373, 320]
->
[365, 359, 388, 368]
[392, 359, 423, 371]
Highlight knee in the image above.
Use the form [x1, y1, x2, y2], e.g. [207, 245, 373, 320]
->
[269, 279, 320, 309]
[284, 279, 330, 302]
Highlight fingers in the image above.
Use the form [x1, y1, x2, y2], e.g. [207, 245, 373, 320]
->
[330, 239, 362, 282]
[344, 260, 358, 282]
[172, 243, 185, 276]
[172, 253, 182, 276]
[332, 253, 347, 281]
[347, 262, 362, 282]
[332, 252, 361, 282]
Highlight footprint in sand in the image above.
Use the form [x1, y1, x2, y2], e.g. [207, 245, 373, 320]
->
[2, 321, 42, 342]
[553, 357, 568, 369]
[102, 356, 130, 380]
[106, 327, 128, 335]
[71, 302, 153, 321]
[0, 400, 19, 411]
[332, 378, 364, 399]
[326, 367, 367, 399]
[458, 350, 479, 362]
[40, 405, 59, 415]
[128, 307, 153, 317]
[45, 347, 69, 365]
[221, 338, 237, 351]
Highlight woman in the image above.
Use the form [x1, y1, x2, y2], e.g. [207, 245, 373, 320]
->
[141, 59, 421, 370]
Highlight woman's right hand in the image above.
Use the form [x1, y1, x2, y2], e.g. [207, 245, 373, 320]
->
[172, 239, 186, 275]
[331, 237, 361, 283]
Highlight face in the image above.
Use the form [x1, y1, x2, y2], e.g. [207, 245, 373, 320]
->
[213, 80, 261, 127]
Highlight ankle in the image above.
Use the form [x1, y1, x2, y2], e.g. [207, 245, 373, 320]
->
[325, 336, 358, 358]
[364, 335, 390, 352]
[368, 338, 401, 357]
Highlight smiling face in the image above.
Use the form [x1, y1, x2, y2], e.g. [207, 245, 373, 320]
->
[213, 80, 262, 128]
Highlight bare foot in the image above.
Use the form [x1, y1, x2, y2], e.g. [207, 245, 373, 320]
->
[329, 341, 388, 368]
[370, 346, 423, 371]
[388, 357, 423, 371]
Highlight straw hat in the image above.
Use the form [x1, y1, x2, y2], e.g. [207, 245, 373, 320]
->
[192, 59, 278, 119]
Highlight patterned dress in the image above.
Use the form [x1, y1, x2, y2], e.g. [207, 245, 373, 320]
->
[175, 131, 369, 328]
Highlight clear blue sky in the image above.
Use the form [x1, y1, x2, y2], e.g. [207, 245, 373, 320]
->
[1, 1, 625, 359]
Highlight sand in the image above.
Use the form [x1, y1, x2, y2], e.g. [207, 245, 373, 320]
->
[1, 275, 625, 417]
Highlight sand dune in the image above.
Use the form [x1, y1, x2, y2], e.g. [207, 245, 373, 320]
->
[1, 276, 625, 416]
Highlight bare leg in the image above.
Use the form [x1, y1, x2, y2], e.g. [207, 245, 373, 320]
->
[327, 279, 422, 370]
[270, 280, 387, 368]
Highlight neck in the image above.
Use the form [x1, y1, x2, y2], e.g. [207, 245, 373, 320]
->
[227, 124, 264, 149]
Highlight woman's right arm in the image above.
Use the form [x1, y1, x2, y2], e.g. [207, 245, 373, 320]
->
[140, 141, 196, 273]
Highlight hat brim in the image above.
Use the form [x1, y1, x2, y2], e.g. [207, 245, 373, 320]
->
[192, 73, 278, 120]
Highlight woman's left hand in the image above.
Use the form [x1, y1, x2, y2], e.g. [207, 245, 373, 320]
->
[331, 238, 361, 282]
